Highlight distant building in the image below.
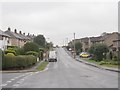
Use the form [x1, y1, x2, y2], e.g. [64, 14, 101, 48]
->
[0, 29, 11, 50]
[68, 32, 120, 57]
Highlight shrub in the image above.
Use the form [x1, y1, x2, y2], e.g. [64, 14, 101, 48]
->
[2, 55, 37, 69]
[89, 44, 109, 61]
[5, 49, 16, 55]
[23, 42, 39, 52]
[26, 51, 38, 57]
[99, 61, 106, 65]
[6, 53, 15, 56]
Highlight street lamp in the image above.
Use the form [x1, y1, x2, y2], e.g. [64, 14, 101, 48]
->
[73, 33, 76, 59]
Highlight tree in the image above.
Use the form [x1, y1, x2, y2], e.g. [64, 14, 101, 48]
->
[33, 35, 46, 48]
[23, 42, 39, 52]
[46, 42, 53, 50]
[71, 42, 82, 55]
[89, 43, 109, 61]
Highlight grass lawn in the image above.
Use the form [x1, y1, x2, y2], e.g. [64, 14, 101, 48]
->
[82, 58, 119, 68]
[37, 61, 49, 71]
[101, 64, 119, 68]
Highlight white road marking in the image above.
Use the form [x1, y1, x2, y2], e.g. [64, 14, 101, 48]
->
[15, 77, 19, 79]
[6, 81, 12, 83]
[0, 84, 7, 86]
[13, 84, 19, 87]
[11, 79, 15, 81]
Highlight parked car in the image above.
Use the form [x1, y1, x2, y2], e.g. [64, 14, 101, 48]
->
[48, 51, 57, 62]
[79, 52, 90, 58]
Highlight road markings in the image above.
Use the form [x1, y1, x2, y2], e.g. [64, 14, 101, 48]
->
[6, 81, 12, 83]
[2, 72, 35, 87]
[13, 84, 20, 87]
[0, 84, 7, 86]
[14, 77, 19, 79]
[11, 79, 15, 81]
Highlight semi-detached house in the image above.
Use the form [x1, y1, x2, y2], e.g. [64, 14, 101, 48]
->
[5, 28, 31, 48]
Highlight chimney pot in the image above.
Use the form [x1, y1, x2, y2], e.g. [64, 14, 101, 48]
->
[23, 33, 25, 35]
[28, 33, 30, 36]
[14, 29, 17, 33]
[8, 27, 11, 31]
[19, 31, 22, 34]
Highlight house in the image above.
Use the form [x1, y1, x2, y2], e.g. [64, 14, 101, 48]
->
[112, 39, 120, 57]
[5, 28, 24, 47]
[89, 36, 102, 47]
[16, 31, 31, 47]
[80, 37, 89, 52]
[68, 32, 120, 58]
[0, 29, 11, 50]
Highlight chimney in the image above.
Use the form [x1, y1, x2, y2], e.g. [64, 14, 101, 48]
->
[28, 33, 30, 36]
[23, 33, 25, 35]
[8, 27, 11, 31]
[14, 29, 17, 33]
[19, 31, 22, 34]
[33, 34, 34, 36]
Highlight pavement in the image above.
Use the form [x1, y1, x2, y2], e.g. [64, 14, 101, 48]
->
[1, 48, 118, 88]
[64, 48, 120, 73]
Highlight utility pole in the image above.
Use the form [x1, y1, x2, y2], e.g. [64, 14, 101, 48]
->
[66, 38, 68, 46]
[73, 33, 76, 59]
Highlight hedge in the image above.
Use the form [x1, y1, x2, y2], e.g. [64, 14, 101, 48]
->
[26, 51, 38, 57]
[2, 55, 37, 69]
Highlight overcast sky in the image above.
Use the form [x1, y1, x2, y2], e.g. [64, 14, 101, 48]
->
[0, 0, 119, 46]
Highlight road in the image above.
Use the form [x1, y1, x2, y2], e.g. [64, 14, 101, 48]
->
[1, 48, 118, 88]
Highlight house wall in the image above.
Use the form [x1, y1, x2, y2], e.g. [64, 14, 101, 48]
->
[103, 33, 118, 47]
[11, 38, 19, 46]
[0, 36, 11, 50]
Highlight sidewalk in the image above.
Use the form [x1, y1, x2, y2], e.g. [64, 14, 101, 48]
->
[0, 60, 44, 73]
[64, 48, 120, 73]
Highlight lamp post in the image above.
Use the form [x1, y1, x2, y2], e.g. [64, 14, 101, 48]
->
[73, 33, 76, 59]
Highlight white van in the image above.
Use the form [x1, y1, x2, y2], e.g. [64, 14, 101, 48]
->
[48, 51, 57, 62]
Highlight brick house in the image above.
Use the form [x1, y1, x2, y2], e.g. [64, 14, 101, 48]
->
[5, 28, 23, 47]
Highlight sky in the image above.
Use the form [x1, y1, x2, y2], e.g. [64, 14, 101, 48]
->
[0, 0, 119, 46]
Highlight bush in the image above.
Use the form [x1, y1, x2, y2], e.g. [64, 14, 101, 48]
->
[26, 51, 38, 57]
[6, 53, 15, 56]
[99, 61, 106, 65]
[89, 44, 109, 61]
[2, 55, 37, 69]
[99, 60, 119, 65]
[24, 42, 39, 52]
[5, 48, 16, 55]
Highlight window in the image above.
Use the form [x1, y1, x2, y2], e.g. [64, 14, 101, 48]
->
[0, 36, 2, 40]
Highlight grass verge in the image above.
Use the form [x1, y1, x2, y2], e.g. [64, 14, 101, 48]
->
[82, 58, 119, 68]
[37, 61, 49, 71]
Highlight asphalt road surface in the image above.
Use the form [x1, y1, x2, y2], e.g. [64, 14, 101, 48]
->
[1, 48, 118, 88]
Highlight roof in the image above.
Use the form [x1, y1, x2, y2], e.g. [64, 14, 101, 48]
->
[113, 39, 120, 42]
[5, 30, 23, 39]
[0, 30, 11, 37]
[90, 36, 102, 42]
[80, 37, 89, 42]
[16, 33, 30, 40]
